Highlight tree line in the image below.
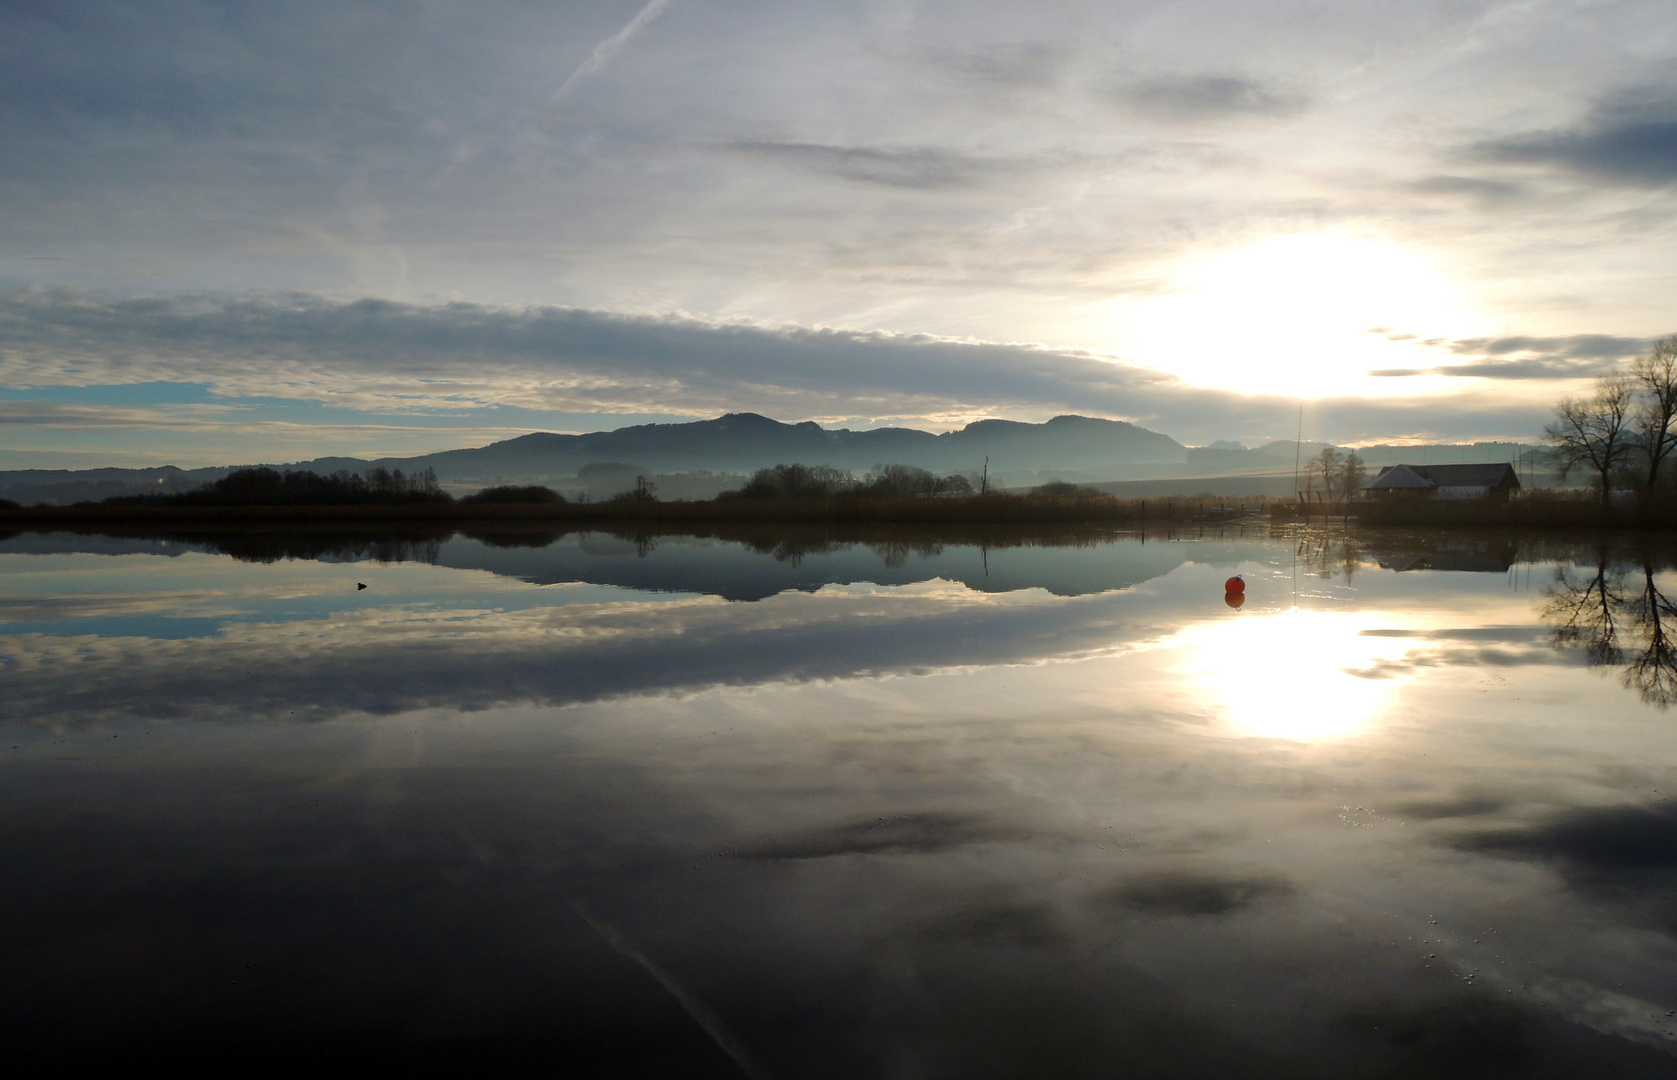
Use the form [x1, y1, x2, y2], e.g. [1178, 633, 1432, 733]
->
[721, 463, 976, 500]
[84, 462, 993, 509]
[1544, 335, 1677, 505]
[115, 466, 454, 507]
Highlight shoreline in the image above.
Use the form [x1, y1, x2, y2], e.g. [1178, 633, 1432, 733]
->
[0, 494, 1257, 528]
[5, 493, 1677, 532]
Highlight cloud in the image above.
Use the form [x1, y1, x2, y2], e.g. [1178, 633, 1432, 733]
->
[1480, 91, 1677, 187]
[0, 289, 1180, 421]
[922, 43, 1069, 89]
[0, 0, 1672, 404]
[727, 142, 1010, 189]
[0, 290, 1580, 445]
[553, 0, 671, 103]
[1113, 75, 1308, 121]
[1367, 331, 1655, 380]
[1405, 175, 1526, 203]
[1446, 334, 1653, 361]
[1370, 360, 1607, 380]
[0, 399, 525, 448]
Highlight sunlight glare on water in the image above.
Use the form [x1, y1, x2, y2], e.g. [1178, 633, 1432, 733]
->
[1175, 606, 1419, 742]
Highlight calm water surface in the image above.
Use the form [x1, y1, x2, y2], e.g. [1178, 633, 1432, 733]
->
[3, 525, 1676, 1076]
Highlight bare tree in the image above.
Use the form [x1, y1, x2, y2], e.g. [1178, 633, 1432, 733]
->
[1544, 373, 1635, 507]
[1314, 447, 1345, 501]
[1633, 335, 1677, 487]
[1341, 451, 1367, 500]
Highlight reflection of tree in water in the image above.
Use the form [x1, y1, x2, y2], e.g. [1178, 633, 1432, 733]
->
[184, 531, 446, 565]
[1543, 546, 1625, 667]
[1542, 547, 1677, 707]
[1623, 558, 1677, 706]
[1292, 533, 1361, 583]
[743, 538, 844, 566]
[741, 538, 945, 569]
[868, 541, 944, 569]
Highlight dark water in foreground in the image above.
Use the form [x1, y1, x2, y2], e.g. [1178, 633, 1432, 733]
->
[3, 525, 1677, 1076]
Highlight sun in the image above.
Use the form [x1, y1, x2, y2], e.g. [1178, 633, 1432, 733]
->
[1115, 234, 1483, 398]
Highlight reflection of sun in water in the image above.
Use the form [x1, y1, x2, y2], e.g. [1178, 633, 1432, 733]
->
[1174, 609, 1417, 741]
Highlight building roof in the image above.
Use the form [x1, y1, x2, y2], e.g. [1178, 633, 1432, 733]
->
[1366, 464, 1434, 490]
[1364, 462, 1520, 491]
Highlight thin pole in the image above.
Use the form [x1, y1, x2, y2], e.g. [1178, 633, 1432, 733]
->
[1293, 404, 1304, 507]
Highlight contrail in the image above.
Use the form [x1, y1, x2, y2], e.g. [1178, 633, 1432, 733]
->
[573, 902, 773, 1079]
[554, 0, 671, 103]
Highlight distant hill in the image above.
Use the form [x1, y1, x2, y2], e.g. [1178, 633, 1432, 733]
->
[375, 412, 1188, 482]
[1185, 439, 1542, 475]
[0, 413, 1188, 504]
[0, 465, 229, 507]
[1185, 440, 1338, 473]
[0, 413, 1559, 506]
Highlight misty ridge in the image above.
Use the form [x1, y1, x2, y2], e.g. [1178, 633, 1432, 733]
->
[81, 461, 1019, 510]
[0, 411, 1547, 507]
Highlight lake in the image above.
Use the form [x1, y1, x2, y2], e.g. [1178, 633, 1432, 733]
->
[3, 524, 1675, 1076]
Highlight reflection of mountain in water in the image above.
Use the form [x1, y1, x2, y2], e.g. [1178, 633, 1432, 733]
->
[0, 528, 449, 565]
[0, 525, 1282, 727]
[439, 532, 1197, 601]
[1, 525, 1205, 601]
[0, 567, 1188, 728]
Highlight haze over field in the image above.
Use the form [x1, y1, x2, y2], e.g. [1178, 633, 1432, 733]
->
[3, 1, 1674, 465]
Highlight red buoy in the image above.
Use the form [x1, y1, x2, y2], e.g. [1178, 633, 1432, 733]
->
[1224, 575, 1245, 594]
[1224, 591, 1245, 609]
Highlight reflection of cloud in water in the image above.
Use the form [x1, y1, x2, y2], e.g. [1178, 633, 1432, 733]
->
[1099, 869, 1293, 916]
[0, 583, 1159, 726]
[1391, 795, 1507, 821]
[1454, 803, 1677, 930]
[737, 811, 1024, 861]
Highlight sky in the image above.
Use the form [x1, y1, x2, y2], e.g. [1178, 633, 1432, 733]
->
[1, 0, 1674, 466]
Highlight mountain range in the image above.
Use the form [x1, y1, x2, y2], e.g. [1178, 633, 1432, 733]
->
[0, 412, 1544, 506]
[1, 413, 1189, 504]
[324, 412, 1188, 477]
